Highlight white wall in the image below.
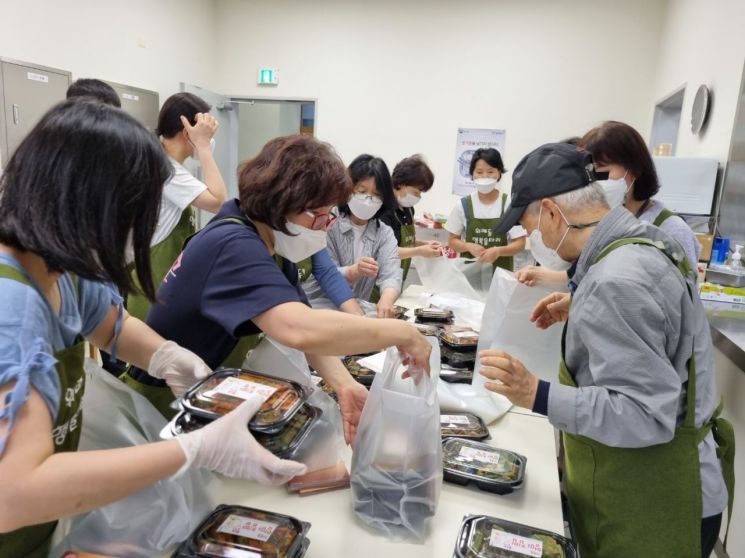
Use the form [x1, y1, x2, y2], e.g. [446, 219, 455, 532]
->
[0, 0, 219, 107]
[652, 0, 745, 163]
[214, 0, 667, 216]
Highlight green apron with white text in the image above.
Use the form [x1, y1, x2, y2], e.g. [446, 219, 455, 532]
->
[561, 237, 735, 558]
[0, 265, 86, 558]
[297, 257, 313, 284]
[121, 216, 275, 416]
[460, 194, 513, 271]
[127, 206, 197, 321]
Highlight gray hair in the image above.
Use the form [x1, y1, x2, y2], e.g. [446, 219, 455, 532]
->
[524, 182, 609, 217]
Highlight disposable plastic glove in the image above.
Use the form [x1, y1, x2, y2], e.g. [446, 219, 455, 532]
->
[176, 393, 308, 484]
[148, 340, 212, 397]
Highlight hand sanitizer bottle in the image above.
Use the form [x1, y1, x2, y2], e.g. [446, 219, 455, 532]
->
[731, 245, 743, 271]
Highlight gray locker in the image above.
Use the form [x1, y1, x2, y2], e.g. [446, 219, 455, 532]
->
[104, 80, 159, 132]
[0, 57, 71, 169]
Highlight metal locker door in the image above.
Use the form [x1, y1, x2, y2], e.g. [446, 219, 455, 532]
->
[0, 58, 71, 165]
[104, 80, 160, 132]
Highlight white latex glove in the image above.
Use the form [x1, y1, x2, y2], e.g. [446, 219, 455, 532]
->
[148, 340, 212, 397]
[176, 393, 308, 484]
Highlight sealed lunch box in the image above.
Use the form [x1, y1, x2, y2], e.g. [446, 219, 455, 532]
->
[441, 345, 476, 369]
[439, 365, 473, 384]
[413, 322, 443, 336]
[441, 413, 489, 441]
[161, 405, 320, 460]
[173, 504, 311, 558]
[442, 438, 526, 495]
[414, 307, 454, 324]
[453, 514, 577, 558]
[182, 369, 307, 433]
[342, 355, 377, 387]
[439, 326, 479, 350]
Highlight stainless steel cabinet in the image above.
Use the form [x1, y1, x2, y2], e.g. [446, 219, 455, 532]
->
[0, 57, 71, 169]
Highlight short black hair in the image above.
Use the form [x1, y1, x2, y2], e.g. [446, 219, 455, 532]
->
[581, 121, 660, 201]
[342, 154, 397, 220]
[0, 98, 172, 300]
[392, 154, 434, 192]
[156, 92, 211, 138]
[66, 78, 121, 108]
[469, 148, 506, 176]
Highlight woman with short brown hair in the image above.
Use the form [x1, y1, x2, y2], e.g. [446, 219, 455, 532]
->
[125, 135, 432, 440]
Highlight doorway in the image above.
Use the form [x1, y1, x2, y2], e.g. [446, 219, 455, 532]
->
[180, 83, 316, 227]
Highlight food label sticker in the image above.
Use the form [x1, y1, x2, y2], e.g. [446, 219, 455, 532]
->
[489, 530, 543, 557]
[459, 445, 500, 465]
[209, 377, 277, 402]
[441, 414, 471, 425]
[217, 514, 278, 542]
[451, 331, 477, 339]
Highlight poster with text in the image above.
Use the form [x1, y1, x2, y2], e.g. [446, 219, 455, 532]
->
[452, 128, 506, 196]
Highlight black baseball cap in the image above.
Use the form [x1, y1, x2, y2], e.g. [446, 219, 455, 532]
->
[493, 143, 606, 236]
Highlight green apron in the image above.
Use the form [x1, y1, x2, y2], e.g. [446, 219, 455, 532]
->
[127, 206, 197, 321]
[371, 208, 416, 303]
[0, 265, 86, 558]
[297, 256, 313, 284]
[560, 237, 735, 558]
[653, 208, 676, 227]
[121, 216, 275, 416]
[460, 193, 514, 271]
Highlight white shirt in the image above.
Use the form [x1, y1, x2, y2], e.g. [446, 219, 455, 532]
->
[150, 157, 206, 246]
[445, 191, 527, 240]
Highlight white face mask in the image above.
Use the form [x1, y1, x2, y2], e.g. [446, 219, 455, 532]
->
[273, 221, 327, 263]
[599, 171, 630, 209]
[348, 193, 383, 221]
[398, 193, 421, 208]
[528, 205, 573, 271]
[473, 177, 499, 194]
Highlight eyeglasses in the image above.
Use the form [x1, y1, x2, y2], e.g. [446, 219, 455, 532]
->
[305, 207, 340, 231]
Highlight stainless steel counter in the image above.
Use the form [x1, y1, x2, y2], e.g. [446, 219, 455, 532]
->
[703, 300, 745, 370]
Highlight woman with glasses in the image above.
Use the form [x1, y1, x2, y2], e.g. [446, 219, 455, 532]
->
[303, 154, 403, 318]
[124, 137, 431, 436]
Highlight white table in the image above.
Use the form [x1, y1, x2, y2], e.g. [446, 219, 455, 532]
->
[157, 408, 562, 557]
[156, 285, 564, 556]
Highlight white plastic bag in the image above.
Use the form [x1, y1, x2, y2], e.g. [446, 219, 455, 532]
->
[51, 359, 219, 558]
[243, 335, 345, 472]
[351, 340, 442, 542]
[412, 255, 485, 301]
[473, 268, 563, 388]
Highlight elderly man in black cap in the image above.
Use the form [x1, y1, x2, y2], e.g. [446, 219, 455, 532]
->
[478, 143, 733, 558]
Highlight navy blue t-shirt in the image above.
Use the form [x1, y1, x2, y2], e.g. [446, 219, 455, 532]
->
[145, 199, 308, 369]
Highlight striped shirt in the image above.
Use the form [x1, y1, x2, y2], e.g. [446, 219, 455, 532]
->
[303, 215, 402, 306]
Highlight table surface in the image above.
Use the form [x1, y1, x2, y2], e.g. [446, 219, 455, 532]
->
[159, 408, 563, 558]
[157, 285, 564, 557]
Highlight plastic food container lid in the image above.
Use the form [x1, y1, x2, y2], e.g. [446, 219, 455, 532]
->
[439, 326, 479, 349]
[442, 438, 526, 490]
[413, 322, 442, 336]
[182, 369, 307, 433]
[253, 404, 320, 459]
[342, 356, 377, 386]
[175, 504, 310, 558]
[414, 307, 454, 321]
[440, 413, 489, 440]
[454, 514, 577, 558]
[441, 345, 476, 367]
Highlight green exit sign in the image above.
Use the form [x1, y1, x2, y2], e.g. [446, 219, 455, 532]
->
[257, 68, 278, 86]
